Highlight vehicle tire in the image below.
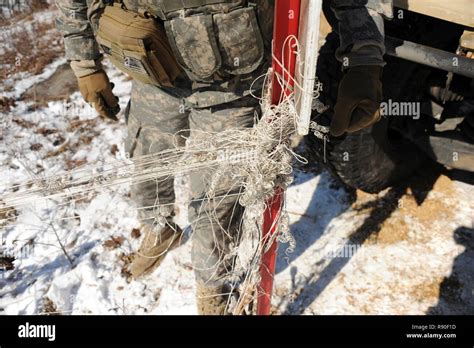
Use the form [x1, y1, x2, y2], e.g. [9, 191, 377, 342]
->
[305, 10, 464, 193]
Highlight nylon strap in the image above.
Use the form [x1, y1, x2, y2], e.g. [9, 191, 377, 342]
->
[161, 0, 228, 13]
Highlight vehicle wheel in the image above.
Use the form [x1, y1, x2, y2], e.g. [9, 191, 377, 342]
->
[305, 32, 422, 193]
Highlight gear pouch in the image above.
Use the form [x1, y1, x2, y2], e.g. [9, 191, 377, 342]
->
[165, 7, 264, 81]
[213, 7, 264, 75]
[165, 14, 222, 81]
[96, 4, 182, 87]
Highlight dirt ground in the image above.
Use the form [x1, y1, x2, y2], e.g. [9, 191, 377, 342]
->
[21, 63, 78, 106]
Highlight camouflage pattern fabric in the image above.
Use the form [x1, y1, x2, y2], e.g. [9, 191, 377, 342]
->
[330, 0, 393, 68]
[56, 0, 393, 84]
[125, 79, 258, 286]
[124, 81, 190, 222]
[165, 14, 222, 80]
[122, 0, 245, 20]
[55, 0, 101, 61]
[187, 96, 258, 286]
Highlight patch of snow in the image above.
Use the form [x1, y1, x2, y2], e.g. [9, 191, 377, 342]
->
[2, 58, 67, 99]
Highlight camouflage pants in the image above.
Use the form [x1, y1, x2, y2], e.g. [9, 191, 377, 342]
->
[125, 80, 259, 286]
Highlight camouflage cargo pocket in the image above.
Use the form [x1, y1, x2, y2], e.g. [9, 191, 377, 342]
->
[213, 7, 264, 75]
[165, 15, 222, 80]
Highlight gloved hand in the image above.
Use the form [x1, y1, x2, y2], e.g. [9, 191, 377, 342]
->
[330, 66, 383, 137]
[78, 70, 120, 121]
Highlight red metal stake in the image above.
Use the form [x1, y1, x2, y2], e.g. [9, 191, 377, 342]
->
[257, 0, 301, 315]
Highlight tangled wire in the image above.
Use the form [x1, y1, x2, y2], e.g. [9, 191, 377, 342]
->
[0, 37, 329, 313]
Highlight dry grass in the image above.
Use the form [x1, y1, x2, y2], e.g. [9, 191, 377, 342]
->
[0, 96, 16, 113]
[1, 2, 63, 86]
[103, 236, 126, 250]
[0, 1, 50, 25]
[42, 296, 61, 315]
[0, 256, 15, 271]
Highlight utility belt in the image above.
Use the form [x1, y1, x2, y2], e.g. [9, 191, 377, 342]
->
[96, 0, 265, 87]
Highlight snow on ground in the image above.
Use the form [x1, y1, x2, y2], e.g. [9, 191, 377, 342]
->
[1, 49, 474, 316]
[274, 172, 474, 314]
[2, 57, 67, 100]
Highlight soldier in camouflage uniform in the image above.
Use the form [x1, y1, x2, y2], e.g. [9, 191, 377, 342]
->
[55, 0, 392, 314]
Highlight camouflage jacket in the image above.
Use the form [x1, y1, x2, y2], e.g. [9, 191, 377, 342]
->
[331, 0, 393, 67]
[55, 0, 392, 105]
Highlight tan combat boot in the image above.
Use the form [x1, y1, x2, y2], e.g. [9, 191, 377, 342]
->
[130, 222, 183, 279]
[196, 284, 229, 315]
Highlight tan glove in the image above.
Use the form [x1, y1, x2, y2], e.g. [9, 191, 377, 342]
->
[330, 66, 383, 137]
[78, 70, 120, 121]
